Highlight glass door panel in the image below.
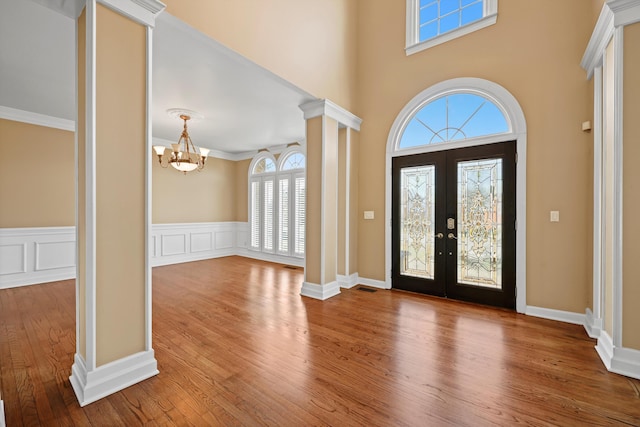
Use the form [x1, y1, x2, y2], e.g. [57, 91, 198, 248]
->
[457, 158, 503, 289]
[400, 165, 436, 280]
[392, 141, 516, 309]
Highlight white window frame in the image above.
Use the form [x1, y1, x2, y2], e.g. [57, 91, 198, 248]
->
[248, 148, 306, 259]
[406, 0, 498, 56]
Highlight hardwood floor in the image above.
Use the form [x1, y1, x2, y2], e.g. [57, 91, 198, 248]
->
[1, 256, 639, 426]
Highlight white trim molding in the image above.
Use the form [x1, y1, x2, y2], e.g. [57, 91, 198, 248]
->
[0, 399, 4, 427]
[357, 276, 389, 290]
[584, 308, 603, 339]
[300, 99, 363, 131]
[300, 281, 341, 300]
[596, 331, 640, 380]
[525, 306, 586, 326]
[337, 273, 359, 289]
[385, 77, 527, 313]
[0, 105, 75, 132]
[582, 0, 640, 76]
[69, 350, 159, 407]
[0, 227, 75, 289]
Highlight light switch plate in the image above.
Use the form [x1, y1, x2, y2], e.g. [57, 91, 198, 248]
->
[550, 211, 560, 222]
[364, 211, 374, 220]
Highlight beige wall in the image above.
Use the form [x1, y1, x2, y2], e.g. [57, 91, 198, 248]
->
[0, 119, 74, 228]
[94, 4, 147, 366]
[356, 0, 595, 313]
[305, 117, 323, 285]
[623, 23, 640, 350]
[161, 0, 358, 112]
[152, 155, 238, 223]
[235, 158, 251, 223]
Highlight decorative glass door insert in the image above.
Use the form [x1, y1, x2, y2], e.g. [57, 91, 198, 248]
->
[400, 165, 436, 279]
[457, 158, 503, 289]
[392, 142, 516, 309]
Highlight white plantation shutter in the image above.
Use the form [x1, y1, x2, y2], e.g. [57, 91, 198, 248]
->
[278, 178, 289, 253]
[263, 179, 274, 251]
[294, 175, 305, 257]
[250, 180, 260, 250]
[248, 150, 305, 258]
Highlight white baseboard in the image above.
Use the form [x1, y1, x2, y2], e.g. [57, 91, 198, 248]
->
[237, 249, 304, 268]
[300, 281, 341, 300]
[357, 276, 389, 290]
[69, 350, 159, 407]
[524, 306, 586, 325]
[595, 330, 640, 380]
[337, 273, 359, 289]
[0, 227, 76, 289]
[584, 308, 603, 339]
[0, 399, 5, 427]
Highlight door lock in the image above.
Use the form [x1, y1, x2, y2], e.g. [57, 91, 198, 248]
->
[447, 218, 455, 230]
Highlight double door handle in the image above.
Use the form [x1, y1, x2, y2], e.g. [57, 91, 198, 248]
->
[435, 232, 457, 240]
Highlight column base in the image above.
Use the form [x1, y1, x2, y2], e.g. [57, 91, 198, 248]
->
[300, 281, 341, 300]
[337, 273, 359, 289]
[70, 350, 158, 407]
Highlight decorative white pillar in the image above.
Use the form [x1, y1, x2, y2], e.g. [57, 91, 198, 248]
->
[299, 99, 361, 300]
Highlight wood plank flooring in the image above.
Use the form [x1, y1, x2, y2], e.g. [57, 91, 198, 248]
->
[1, 256, 639, 426]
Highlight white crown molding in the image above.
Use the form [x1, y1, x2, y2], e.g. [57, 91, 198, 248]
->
[581, 0, 640, 77]
[29, 0, 86, 19]
[609, 0, 640, 26]
[97, 0, 165, 27]
[69, 350, 158, 407]
[0, 106, 75, 132]
[151, 137, 303, 162]
[300, 99, 362, 131]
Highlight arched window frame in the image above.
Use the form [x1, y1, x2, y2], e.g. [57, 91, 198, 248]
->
[248, 148, 306, 258]
[249, 152, 277, 253]
[385, 77, 528, 313]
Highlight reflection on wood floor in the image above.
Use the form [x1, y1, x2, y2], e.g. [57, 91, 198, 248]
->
[1, 256, 639, 425]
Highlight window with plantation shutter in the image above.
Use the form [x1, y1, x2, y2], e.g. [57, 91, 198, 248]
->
[248, 149, 305, 258]
[250, 180, 261, 250]
[294, 175, 305, 257]
[263, 179, 274, 251]
[278, 178, 289, 253]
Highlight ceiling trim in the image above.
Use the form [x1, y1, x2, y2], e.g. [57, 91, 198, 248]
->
[300, 99, 362, 131]
[0, 106, 75, 132]
[582, 0, 640, 78]
[98, 0, 166, 27]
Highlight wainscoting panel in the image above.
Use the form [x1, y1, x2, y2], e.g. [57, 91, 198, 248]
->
[0, 227, 75, 289]
[151, 222, 243, 267]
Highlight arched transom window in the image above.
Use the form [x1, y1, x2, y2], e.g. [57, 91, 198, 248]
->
[399, 92, 509, 149]
[249, 148, 305, 258]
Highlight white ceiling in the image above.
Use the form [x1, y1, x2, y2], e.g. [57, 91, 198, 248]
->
[0, 1, 315, 155]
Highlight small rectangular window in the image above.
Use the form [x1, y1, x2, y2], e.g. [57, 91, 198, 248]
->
[407, 0, 498, 56]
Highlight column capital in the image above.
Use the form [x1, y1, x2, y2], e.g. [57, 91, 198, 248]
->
[300, 99, 362, 131]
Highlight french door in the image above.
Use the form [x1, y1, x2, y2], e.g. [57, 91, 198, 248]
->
[391, 142, 516, 309]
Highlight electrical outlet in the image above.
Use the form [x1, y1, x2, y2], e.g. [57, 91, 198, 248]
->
[550, 211, 560, 222]
[364, 211, 374, 220]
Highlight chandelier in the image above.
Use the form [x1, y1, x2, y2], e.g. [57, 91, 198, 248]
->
[153, 111, 209, 174]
